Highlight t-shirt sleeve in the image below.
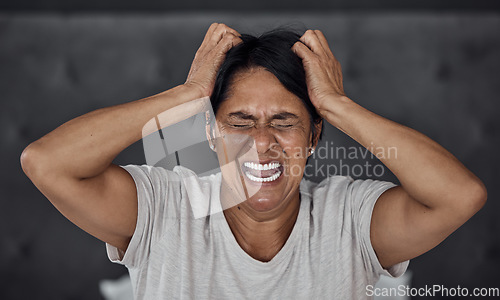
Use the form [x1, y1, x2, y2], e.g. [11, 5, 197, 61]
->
[347, 178, 409, 279]
[105, 164, 181, 269]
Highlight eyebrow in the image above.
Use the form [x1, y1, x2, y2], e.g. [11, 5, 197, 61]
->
[227, 111, 300, 121]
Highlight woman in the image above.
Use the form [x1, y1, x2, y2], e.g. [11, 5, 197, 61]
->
[21, 23, 487, 299]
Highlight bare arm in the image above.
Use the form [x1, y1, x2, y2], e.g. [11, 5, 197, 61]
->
[292, 30, 487, 268]
[20, 23, 242, 252]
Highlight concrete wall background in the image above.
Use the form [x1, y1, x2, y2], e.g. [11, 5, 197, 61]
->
[1, 12, 499, 299]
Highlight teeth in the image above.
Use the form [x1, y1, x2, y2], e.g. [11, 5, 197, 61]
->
[243, 162, 281, 171]
[245, 170, 282, 183]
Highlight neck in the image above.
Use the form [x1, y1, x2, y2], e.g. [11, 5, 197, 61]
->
[221, 185, 301, 262]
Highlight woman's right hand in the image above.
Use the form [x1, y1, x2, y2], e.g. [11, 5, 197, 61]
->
[184, 23, 242, 97]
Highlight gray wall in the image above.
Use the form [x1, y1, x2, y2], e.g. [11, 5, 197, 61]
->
[2, 0, 500, 12]
[1, 12, 499, 299]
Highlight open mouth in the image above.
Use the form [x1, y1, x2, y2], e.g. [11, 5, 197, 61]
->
[242, 161, 283, 183]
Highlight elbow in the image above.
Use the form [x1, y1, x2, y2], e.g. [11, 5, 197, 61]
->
[20, 142, 47, 181]
[20, 144, 34, 178]
[457, 177, 487, 217]
[471, 178, 487, 211]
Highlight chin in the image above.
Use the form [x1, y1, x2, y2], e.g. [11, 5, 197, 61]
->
[245, 195, 282, 212]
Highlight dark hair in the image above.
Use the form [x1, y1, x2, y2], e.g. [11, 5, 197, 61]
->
[211, 29, 323, 142]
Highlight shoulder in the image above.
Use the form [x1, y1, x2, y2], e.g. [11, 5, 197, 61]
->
[120, 164, 219, 190]
[300, 175, 354, 200]
[120, 164, 182, 188]
[300, 175, 396, 224]
[301, 175, 396, 201]
[299, 175, 354, 224]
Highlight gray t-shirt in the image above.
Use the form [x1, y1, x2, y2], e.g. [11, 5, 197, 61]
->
[106, 165, 409, 299]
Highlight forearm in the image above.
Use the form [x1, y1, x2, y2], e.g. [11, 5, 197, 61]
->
[22, 84, 204, 180]
[322, 96, 486, 210]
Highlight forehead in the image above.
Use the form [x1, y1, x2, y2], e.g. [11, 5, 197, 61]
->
[217, 67, 309, 118]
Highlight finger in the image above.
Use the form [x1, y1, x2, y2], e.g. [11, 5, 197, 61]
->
[195, 23, 220, 55]
[223, 25, 240, 38]
[213, 32, 243, 54]
[198, 23, 240, 57]
[209, 32, 243, 65]
[313, 30, 336, 60]
[200, 23, 220, 49]
[291, 40, 315, 61]
[300, 30, 328, 57]
[206, 24, 240, 50]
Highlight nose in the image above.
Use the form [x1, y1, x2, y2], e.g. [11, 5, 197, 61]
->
[252, 127, 278, 154]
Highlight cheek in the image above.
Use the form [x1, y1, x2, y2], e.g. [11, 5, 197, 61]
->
[275, 129, 311, 156]
[275, 131, 310, 179]
[286, 151, 309, 179]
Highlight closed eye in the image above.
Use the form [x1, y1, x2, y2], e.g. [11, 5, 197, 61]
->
[229, 124, 253, 128]
[271, 122, 295, 129]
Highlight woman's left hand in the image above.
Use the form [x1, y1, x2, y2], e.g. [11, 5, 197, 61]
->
[292, 30, 346, 118]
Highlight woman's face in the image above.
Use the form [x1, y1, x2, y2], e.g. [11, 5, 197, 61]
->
[214, 67, 317, 213]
